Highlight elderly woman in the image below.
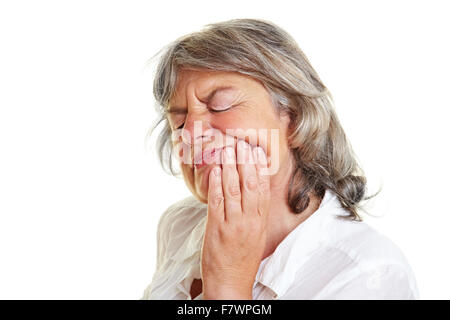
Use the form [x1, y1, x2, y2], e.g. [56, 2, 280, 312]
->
[142, 19, 418, 300]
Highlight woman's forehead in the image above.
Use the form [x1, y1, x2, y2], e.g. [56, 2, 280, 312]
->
[169, 69, 261, 105]
[174, 69, 246, 90]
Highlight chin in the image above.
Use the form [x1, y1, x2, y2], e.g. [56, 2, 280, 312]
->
[189, 187, 207, 204]
[182, 168, 209, 205]
[193, 180, 209, 204]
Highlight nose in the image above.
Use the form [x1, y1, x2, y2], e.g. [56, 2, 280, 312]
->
[180, 111, 214, 146]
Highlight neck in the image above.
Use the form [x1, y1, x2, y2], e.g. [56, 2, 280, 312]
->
[261, 156, 322, 261]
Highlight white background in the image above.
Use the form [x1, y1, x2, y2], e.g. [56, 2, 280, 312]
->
[0, 0, 449, 299]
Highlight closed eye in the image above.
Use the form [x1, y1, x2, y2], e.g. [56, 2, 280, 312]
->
[174, 105, 235, 129]
[209, 107, 231, 113]
[209, 104, 236, 113]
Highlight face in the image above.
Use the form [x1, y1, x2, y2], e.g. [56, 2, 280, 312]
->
[167, 69, 292, 203]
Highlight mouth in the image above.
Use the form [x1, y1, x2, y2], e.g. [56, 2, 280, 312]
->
[193, 147, 224, 170]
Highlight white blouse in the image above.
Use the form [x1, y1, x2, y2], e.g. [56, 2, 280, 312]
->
[141, 189, 419, 300]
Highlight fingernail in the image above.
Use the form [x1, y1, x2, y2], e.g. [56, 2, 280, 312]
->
[257, 147, 267, 164]
[238, 140, 248, 149]
[226, 146, 234, 158]
[214, 167, 221, 176]
[252, 147, 258, 162]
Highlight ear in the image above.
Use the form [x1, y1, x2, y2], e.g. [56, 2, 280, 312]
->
[280, 112, 291, 127]
[279, 111, 296, 149]
[279, 111, 293, 139]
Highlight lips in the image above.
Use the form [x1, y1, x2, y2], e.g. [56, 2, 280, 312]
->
[193, 147, 224, 169]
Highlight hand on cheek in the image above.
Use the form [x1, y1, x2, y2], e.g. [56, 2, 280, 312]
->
[201, 140, 270, 300]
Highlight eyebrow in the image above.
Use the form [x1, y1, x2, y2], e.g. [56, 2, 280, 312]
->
[167, 86, 236, 114]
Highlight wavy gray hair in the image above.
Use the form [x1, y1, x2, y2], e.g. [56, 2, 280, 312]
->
[149, 18, 378, 220]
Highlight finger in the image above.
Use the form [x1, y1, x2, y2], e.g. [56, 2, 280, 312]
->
[236, 140, 258, 216]
[253, 147, 271, 218]
[221, 146, 242, 222]
[207, 166, 225, 223]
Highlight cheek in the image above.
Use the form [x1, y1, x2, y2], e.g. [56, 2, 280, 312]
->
[222, 120, 281, 157]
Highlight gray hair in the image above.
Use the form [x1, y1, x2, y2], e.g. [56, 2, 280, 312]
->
[149, 18, 378, 220]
